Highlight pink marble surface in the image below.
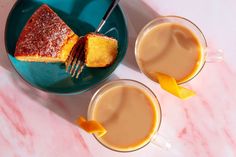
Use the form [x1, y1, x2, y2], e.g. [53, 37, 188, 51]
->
[1, 0, 236, 157]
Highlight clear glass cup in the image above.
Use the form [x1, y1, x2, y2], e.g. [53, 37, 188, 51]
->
[135, 16, 223, 84]
[87, 79, 171, 152]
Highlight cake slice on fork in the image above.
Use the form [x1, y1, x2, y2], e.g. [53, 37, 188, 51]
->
[85, 33, 118, 68]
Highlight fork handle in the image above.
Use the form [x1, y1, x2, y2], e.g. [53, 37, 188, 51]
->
[96, 0, 120, 33]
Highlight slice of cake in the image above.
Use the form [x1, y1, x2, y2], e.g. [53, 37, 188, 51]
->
[84, 33, 118, 67]
[14, 4, 79, 62]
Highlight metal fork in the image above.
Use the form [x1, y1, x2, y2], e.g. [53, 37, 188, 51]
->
[65, 0, 120, 79]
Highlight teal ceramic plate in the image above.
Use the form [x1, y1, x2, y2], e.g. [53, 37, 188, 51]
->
[5, 0, 128, 94]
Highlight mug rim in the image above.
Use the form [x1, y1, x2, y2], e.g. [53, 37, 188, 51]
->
[135, 15, 208, 85]
[87, 79, 162, 152]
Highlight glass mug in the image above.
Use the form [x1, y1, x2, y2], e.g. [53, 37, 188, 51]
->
[135, 16, 223, 84]
[87, 79, 171, 152]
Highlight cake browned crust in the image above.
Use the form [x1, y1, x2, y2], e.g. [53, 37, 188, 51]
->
[14, 4, 79, 62]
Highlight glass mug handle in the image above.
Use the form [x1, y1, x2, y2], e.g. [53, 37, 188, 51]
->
[205, 48, 224, 63]
[151, 133, 171, 149]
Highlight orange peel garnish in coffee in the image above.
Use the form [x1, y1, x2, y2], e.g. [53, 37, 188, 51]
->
[75, 116, 107, 137]
[156, 72, 196, 99]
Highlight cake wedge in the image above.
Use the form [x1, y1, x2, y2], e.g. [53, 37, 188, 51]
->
[14, 4, 79, 63]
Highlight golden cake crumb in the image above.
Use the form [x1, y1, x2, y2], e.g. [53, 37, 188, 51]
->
[84, 33, 118, 67]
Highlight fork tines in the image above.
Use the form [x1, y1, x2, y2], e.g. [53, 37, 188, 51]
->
[65, 38, 86, 79]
